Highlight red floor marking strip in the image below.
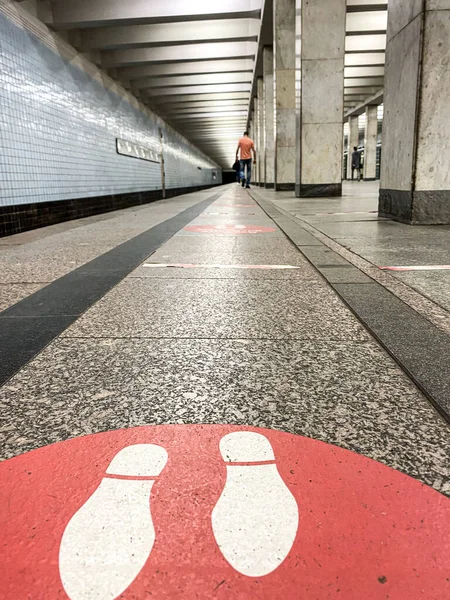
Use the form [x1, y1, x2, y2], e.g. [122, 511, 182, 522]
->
[143, 264, 300, 270]
[380, 265, 450, 271]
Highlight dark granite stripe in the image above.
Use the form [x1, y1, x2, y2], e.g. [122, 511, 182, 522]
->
[251, 192, 450, 423]
[333, 283, 450, 423]
[0, 189, 225, 384]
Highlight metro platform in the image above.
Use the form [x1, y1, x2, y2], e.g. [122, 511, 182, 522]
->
[1, 183, 449, 599]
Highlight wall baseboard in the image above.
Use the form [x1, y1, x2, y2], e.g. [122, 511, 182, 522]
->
[0, 186, 218, 238]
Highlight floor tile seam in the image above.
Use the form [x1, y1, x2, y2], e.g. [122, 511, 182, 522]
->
[0, 314, 80, 320]
[49, 335, 376, 345]
[331, 292, 450, 428]
[126, 276, 322, 281]
[59, 334, 372, 342]
[248, 190, 450, 425]
[0, 196, 207, 256]
[278, 201, 450, 329]
[274, 204, 450, 336]
[0, 191, 226, 319]
[0, 282, 51, 285]
[247, 190, 371, 292]
[125, 275, 326, 283]
[0, 189, 228, 387]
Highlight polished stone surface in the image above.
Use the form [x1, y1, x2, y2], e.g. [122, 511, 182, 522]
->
[364, 106, 378, 181]
[1, 337, 448, 496]
[63, 277, 370, 341]
[265, 181, 450, 314]
[1, 183, 449, 512]
[131, 263, 318, 281]
[394, 271, 450, 312]
[0, 283, 45, 312]
[415, 9, 450, 192]
[317, 267, 372, 284]
[333, 282, 450, 417]
[145, 235, 312, 266]
[0, 193, 210, 284]
[253, 182, 450, 421]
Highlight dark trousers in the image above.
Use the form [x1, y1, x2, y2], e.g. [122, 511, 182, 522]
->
[352, 167, 361, 181]
[239, 159, 252, 186]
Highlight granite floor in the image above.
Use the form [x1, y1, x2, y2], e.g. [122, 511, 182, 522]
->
[2, 183, 450, 599]
[263, 181, 450, 314]
[0, 184, 449, 496]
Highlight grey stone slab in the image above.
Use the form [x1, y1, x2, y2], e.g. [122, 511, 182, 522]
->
[0, 244, 117, 284]
[0, 283, 45, 312]
[299, 245, 351, 267]
[346, 244, 450, 269]
[314, 220, 400, 239]
[147, 236, 313, 266]
[393, 271, 450, 312]
[176, 227, 284, 239]
[318, 267, 373, 284]
[248, 195, 283, 218]
[0, 315, 75, 385]
[0, 192, 223, 384]
[131, 262, 319, 280]
[272, 217, 323, 246]
[1, 337, 448, 496]
[185, 215, 279, 229]
[63, 278, 370, 342]
[1, 273, 120, 317]
[333, 283, 450, 419]
[300, 213, 383, 224]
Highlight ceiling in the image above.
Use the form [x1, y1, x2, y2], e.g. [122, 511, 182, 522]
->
[344, 0, 387, 113]
[19, 0, 387, 165]
[36, 0, 264, 169]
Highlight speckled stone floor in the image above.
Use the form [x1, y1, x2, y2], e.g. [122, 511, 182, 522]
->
[0, 184, 449, 497]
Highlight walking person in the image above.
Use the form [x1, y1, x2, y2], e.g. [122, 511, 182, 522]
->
[235, 131, 257, 189]
[351, 146, 362, 181]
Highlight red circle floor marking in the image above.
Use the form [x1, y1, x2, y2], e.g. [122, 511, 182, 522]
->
[1, 425, 449, 599]
[184, 224, 276, 235]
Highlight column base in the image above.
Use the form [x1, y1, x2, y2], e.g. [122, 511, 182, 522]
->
[275, 183, 295, 191]
[264, 183, 275, 189]
[258, 183, 265, 187]
[379, 189, 450, 225]
[296, 183, 342, 198]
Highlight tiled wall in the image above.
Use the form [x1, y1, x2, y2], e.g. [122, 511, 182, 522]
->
[0, 6, 221, 211]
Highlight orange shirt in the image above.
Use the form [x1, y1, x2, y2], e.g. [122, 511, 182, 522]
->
[238, 137, 255, 160]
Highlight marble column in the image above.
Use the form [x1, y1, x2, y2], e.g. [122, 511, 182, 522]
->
[273, 0, 296, 191]
[257, 77, 265, 186]
[379, 0, 450, 224]
[295, 0, 346, 197]
[252, 96, 259, 184]
[263, 46, 275, 188]
[347, 116, 359, 180]
[364, 105, 378, 181]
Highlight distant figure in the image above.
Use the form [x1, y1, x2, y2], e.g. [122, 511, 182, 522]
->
[236, 132, 257, 189]
[232, 159, 240, 184]
[351, 146, 362, 181]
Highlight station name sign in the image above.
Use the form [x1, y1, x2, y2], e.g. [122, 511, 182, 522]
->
[116, 138, 160, 163]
